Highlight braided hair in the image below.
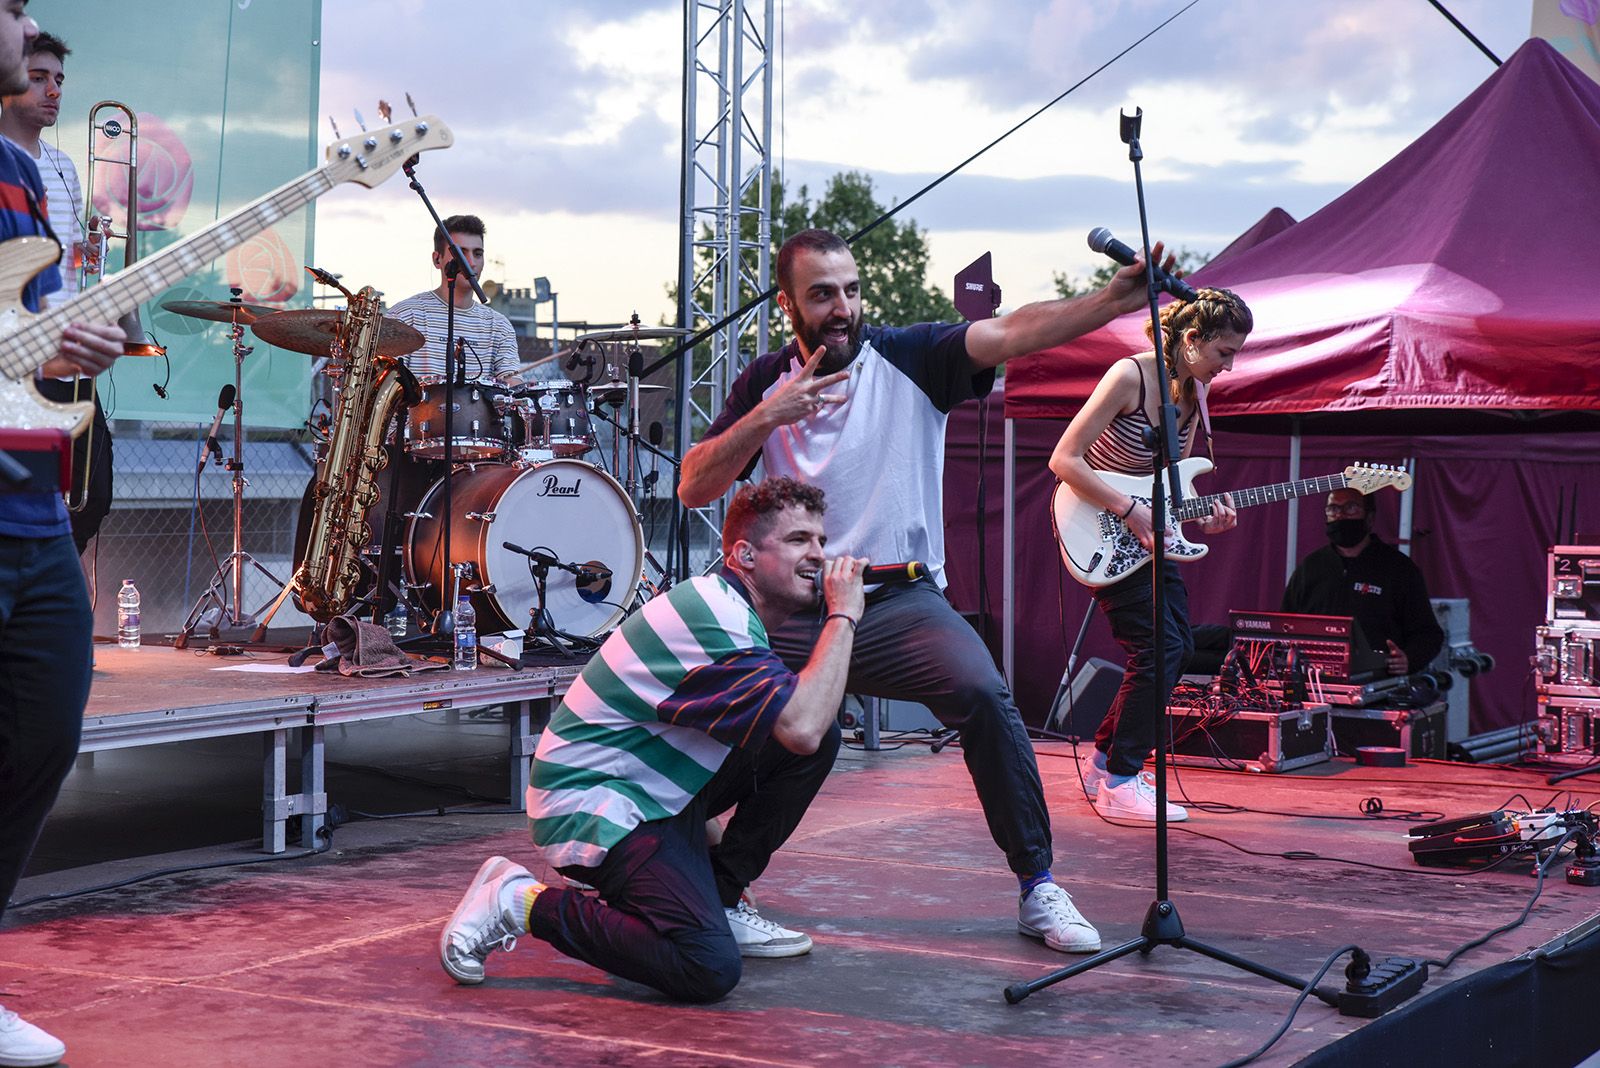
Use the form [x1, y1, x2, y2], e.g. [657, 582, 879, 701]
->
[1142, 287, 1252, 403]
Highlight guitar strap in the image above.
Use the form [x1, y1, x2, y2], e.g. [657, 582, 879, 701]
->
[1196, 380, 1215, 467]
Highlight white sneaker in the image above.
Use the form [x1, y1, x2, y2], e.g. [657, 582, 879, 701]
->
[1093, 773, 1188, 822]
[724, 900, 812, 958]
[1082, 759, 1109, 799]
[439, 855, 542, 984]
[1018, 883, 1101, 953]
[0, 1006, 65, 1067]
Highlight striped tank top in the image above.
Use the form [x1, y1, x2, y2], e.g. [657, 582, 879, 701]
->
[1082, 357, 1199, 476]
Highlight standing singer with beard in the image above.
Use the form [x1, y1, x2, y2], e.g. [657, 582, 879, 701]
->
[679, 227, 1172, 955]
[1282, 488, 1443, 678]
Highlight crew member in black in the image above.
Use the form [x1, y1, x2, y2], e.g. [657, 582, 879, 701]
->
[1281, 487, 1443, 676]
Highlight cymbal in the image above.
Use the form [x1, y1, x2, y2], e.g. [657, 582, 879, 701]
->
[159, 299, 279, 324]
[574, 326, 692, 346]
[590, 382, 671, 406]
[249, 309, 425, 359]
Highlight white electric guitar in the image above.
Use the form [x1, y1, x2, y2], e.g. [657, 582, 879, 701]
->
[0, 113, 454, 435]
[1052, 458, 1413, 588]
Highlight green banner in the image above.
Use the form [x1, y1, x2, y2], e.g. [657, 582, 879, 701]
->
[43, 0, 321, 427]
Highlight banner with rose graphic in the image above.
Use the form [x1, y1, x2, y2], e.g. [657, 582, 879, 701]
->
[45, 0, 320, 428]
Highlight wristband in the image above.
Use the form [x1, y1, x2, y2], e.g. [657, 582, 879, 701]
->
[1120, 500, 1137, 520]
[825, 612, 859, 631]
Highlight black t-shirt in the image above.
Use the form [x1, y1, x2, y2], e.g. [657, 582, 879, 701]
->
[1281, 536, 1445, 674]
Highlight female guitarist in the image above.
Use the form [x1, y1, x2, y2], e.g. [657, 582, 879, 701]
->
[1046, 287, 1252, 822]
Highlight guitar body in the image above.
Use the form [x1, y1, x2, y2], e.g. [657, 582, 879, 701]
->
[0, 237, 92, 435]
[1052, 456, 1213, 588]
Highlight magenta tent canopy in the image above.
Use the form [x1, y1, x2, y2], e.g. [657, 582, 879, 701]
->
[1005, 38, 1600, 425]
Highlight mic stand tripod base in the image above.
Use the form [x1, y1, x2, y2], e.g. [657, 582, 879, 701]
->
[1004, 898, 1338, 1006]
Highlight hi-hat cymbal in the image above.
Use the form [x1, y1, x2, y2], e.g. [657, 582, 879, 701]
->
[590, 382, 672, 406]
[249, 309, 425, 359]
[160, 299, 278, 324]
[573, 326, 692, 346]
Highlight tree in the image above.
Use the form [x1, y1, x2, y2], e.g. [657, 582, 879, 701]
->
[1052, 246, 1212, 299]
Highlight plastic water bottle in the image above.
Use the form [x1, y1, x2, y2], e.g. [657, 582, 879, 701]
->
[453, 595, 477, 670]
[385, 598, 408, 639]
[117, 579, 141, 649]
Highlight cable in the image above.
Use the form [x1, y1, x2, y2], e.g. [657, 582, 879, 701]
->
[1424, 826, 1581, 971]
[641, 0, 1200, 381]
[7, 825, 333, 911]
[1218, 944, 1360, 1068]
[1423, 0, 1502, 66]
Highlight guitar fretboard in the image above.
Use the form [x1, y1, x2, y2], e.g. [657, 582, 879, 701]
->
[0, 169, 338, 382]
[1173, 473, 1350, 523]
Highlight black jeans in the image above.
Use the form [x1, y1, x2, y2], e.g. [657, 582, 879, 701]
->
[527, 723, 840, 1002]
[768, 579, 1052, 879]
[0, 533, 92, 916]
[1093, 561, 1193, 777]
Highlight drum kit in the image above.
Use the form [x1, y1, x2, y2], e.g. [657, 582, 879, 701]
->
[161, 291, 679, 652]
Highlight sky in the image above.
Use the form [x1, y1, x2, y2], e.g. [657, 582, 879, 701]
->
[313, 0, 1537, 335]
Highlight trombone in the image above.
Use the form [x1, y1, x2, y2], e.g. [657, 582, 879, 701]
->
[70, 101, 162, 513]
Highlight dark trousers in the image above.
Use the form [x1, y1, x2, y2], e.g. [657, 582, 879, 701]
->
[528, 723, 840, 1002]
[34, 379, 113, 554]
[0, 533, 92, 917]
[1093, 561, 1193, 777]
[768, 579, 1052, 879]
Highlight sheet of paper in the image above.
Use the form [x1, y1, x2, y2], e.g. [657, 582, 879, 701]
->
[212, 662, 318, 673]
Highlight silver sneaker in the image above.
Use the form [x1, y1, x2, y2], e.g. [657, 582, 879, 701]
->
[724, 900, 812, 958]
[0, 1004, 65, 1067]
[439, 855, 539, 984]
[1018, 882, 1101, 953]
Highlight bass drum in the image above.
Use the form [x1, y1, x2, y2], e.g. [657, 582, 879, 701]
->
[405, 458, 644, 635]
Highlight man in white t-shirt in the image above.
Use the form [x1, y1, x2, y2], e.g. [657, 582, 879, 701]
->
[681, 227, 1173, 956]
[0, 29, 112, 552]
[388, 214, 521, 387]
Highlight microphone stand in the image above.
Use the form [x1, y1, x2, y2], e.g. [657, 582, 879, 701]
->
[402, 157, 488, 651]
[1005, 110, 1335, 1009]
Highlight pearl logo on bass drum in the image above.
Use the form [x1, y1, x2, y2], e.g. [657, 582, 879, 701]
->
[537, 473, 583, 498]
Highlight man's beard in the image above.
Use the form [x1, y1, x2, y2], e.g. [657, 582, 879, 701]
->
[791, 304, 862, 371]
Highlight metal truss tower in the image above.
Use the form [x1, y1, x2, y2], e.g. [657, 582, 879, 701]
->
[675, 0, 775, 575]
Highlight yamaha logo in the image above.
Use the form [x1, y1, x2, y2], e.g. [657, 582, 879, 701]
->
[1236, 619, 1271, 631]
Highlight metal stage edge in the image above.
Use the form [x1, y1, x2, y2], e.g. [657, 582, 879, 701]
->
[82, 646, 583, 853]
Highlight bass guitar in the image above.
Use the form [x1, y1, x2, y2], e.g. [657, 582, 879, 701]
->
[1052, 457, 1412, 588]
[0, 113, 454, 435]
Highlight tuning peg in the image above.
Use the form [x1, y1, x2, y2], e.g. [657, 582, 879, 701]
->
[405, 92, 418, 117]
[354, 108, 367, 133]
[377, 99, 392, 123]
[328, 115, 342, 139]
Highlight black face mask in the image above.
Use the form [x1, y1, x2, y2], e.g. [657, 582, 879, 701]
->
[1325, 518, 1368, 549]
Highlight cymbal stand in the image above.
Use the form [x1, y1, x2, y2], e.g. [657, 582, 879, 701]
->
[176, 294, 287, 648]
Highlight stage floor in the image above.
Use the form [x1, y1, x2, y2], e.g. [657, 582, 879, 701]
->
[5, 739, 1600, 1066]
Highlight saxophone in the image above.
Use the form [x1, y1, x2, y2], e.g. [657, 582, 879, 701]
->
[295, 286, 417, 622]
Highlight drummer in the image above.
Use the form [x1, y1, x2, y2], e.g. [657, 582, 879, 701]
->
[388, 214, 521, 387]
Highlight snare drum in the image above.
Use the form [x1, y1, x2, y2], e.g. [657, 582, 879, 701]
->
[404, 377, 510, 461]
[405, 458, 644, 635]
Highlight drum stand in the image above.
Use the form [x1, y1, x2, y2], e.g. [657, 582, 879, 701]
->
[176, 303, 288, 649]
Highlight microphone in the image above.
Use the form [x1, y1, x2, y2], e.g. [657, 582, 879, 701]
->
[205, 383, 236, 464]
[813, 560, 927, 590]
[648, 421, 664, 447]
[1086, 228, 1197, 302]
[502, 541, 608, 581]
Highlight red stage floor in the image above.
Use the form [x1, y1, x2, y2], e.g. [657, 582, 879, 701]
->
[5, 740, 1599, 1066]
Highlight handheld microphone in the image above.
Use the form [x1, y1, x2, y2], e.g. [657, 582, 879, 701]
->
[813, 560, 927, 590]
[205, 384, 236, 463]
[1086, 227, 1198, 302]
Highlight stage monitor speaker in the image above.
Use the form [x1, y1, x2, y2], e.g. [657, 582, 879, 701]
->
[1045, 657, 1122, 740]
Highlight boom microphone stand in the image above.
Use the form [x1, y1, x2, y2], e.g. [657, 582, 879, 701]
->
[402, 154, 489, 648]
[1005, 110, 1334, 1009]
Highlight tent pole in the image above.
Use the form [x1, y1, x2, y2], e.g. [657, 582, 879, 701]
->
[1003, 415, 1016, 685]
[1397, 455, 1417, 556]
[1284, 417, 1302, 587]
